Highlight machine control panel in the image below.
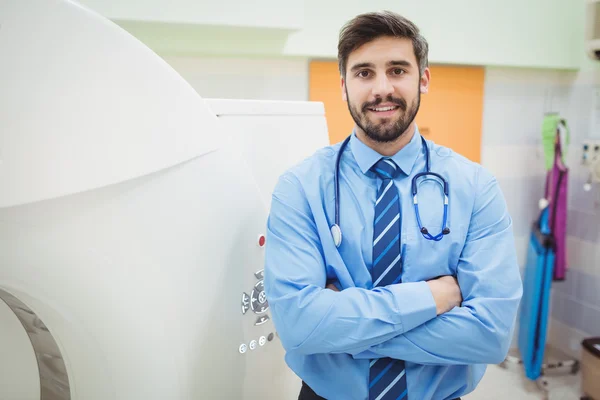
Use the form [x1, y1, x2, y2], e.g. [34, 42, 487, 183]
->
[241, 269, 269, 315]
[239, 333, 276, 354]
[250, 279, 268, 314]
[238, 236, 278, 354]
[241, 292, 250, 314]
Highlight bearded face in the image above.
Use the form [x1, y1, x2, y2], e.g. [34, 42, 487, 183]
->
[342, 36, 428, 144]
[346, 88, 420, 143]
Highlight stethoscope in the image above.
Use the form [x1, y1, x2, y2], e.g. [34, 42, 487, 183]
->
[330, 134, 450, 248]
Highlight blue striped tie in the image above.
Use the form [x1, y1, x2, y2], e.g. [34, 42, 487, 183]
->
[369, 158, 408, 400]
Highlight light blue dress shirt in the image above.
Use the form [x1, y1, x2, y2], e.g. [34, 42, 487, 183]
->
[264, 127, 523, 400]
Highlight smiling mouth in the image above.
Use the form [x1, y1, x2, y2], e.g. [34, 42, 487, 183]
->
[367, 105, 400, 114]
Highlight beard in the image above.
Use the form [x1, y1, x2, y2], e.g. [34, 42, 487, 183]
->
[346, 88, 420, 144]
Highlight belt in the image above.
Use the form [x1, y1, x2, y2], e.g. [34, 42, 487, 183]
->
[299, 381, 461, 400]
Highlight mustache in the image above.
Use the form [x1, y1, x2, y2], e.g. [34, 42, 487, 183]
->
[362, 96, 407, 112]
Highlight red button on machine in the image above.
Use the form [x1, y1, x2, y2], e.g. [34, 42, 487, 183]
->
[258, 235, 266, 247]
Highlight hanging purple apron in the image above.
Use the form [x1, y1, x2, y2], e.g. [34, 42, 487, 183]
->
[544, 123, 568, 281]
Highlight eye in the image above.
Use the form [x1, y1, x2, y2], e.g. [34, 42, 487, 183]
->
[357, 70, 371, 78]
[391, 68, 405, 76]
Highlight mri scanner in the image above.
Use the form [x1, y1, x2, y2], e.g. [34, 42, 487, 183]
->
[0, 1, 330, 399]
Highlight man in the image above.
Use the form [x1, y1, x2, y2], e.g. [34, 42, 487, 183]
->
[264, 10, 522, 400]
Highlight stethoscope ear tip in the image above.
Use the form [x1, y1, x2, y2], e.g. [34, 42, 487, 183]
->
[443, 228, 450, 235]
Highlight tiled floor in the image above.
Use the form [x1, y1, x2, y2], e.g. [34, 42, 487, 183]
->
[465, 363, 581, 400]
[465, 346, 584, 400]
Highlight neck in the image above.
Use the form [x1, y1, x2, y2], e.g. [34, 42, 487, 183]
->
[355, 123, 416, 157]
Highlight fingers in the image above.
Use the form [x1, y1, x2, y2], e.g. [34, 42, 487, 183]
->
[326, 283, 340, 292]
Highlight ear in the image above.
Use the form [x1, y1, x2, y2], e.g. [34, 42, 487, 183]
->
[341, 76, 347, 101]
[420, 68, 431, 94]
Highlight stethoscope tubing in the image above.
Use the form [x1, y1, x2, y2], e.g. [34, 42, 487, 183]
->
[331, 134, 450, 247]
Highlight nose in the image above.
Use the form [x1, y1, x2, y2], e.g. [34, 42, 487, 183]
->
[372, 74, 394, 98]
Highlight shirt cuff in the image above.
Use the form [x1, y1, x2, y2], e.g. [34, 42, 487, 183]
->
[389, 281, 437, 333]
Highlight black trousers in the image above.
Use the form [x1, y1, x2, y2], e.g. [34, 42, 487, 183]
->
[298, 381, 461, 400]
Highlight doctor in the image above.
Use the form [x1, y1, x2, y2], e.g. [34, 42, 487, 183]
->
[264, 10, 522, 400]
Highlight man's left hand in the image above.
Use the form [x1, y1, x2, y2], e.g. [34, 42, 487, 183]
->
[326, 283, 340, 292]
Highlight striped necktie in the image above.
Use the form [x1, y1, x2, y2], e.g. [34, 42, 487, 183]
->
[369, 157, 408, 400]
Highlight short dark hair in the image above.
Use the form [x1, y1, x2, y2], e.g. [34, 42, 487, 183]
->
[337, 11, 429, 77]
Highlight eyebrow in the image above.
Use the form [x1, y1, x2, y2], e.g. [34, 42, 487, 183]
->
[387, 60, 412, 68]
[349, 60, 413, 72]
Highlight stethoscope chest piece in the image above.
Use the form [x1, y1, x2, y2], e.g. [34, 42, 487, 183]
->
[331, 224, 342, 247]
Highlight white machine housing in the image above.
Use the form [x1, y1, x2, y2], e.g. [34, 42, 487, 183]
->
[0, 1, 330, 399]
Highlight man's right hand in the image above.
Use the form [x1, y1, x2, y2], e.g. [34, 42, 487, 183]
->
[426, 276, 462, 315]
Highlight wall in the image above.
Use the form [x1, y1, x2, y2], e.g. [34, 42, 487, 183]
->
[78, 0, 585, 70]
[285, 0, 584, 69]
[479, 67, 573, 349]
[162, 56, 309, 101]
[481, 63, 600, 358]
[75, 0, 304, 29]
[547, 65, 600, 359]
[481, 67, 565, 270]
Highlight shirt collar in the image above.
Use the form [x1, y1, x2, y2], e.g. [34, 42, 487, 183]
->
[349, 125, 423, 176]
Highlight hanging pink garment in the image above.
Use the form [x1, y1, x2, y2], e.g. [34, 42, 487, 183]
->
[544, 123, 568, 281]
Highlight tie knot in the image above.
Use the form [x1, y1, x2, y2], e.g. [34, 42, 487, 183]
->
[372, 158, 400, 180]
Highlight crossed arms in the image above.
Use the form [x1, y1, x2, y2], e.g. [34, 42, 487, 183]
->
[263, 170, 523, 365]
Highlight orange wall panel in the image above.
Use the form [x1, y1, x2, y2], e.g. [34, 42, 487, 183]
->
[309, 61, 485, 163]
[309, 61, 355, 146]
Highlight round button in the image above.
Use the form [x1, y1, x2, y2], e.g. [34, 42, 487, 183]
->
[249, 340, 257, 350]
[259, 336, 267, 346]
[258, 235, 266, 247]
[239, 344, 247, 354]
[250, 280, 268, 314]
[267, 333, 274, 341]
